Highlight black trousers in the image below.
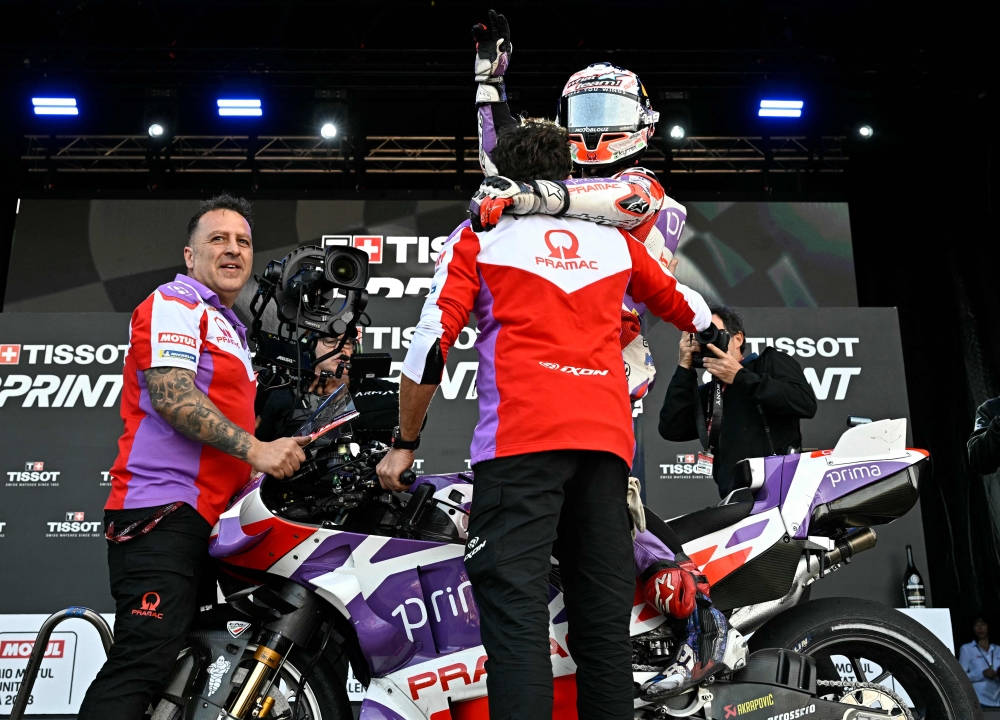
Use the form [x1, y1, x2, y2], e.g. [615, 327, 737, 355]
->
[78, 503, 213, 720]
[465, 450, 635, 720]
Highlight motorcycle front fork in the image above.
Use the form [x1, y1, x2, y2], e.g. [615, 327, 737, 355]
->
[228, 633, 292, 719]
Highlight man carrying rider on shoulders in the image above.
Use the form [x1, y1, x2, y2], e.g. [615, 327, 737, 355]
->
[468, 10, 744, 699]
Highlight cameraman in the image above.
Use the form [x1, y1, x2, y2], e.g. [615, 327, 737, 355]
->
[659, 305, 817, 499]
[256, 332, 399, 443]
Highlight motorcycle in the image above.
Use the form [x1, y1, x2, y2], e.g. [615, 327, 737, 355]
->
[152, 405, 981, 720]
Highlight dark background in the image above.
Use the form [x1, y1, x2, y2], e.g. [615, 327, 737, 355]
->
[0, 0, 996, 649]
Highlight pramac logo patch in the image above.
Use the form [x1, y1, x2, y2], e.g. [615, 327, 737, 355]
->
[536, 230, 598, 270]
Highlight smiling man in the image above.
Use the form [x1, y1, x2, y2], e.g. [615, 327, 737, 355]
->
[78, 194, 310, 720]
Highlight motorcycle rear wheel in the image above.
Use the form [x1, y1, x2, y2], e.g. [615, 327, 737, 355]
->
[748, 597, 982, 720]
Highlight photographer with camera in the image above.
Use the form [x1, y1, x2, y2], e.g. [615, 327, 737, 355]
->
[79, 195, 311, 720]
[255, 331, 400, 444]
[659, 305, 817, 499]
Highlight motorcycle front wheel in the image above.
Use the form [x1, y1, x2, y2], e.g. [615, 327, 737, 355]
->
[748, 597, 982, 720]
[152, 642, 353, 720]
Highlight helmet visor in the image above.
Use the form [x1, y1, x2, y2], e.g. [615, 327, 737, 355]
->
[565, 91, 641, 131]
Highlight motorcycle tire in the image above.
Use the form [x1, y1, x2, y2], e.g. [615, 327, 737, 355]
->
[151, 643, 353, 720]
[748, 597, 982, 720]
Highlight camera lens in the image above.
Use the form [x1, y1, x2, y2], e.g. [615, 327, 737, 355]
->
[697, 326, 720, 345]
[330, 257, 358, 283]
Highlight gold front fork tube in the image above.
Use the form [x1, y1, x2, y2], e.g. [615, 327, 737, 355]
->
[228, 646, 283, 718]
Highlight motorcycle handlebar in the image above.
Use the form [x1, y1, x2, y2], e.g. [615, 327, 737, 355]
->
[400, 469, 416, 487]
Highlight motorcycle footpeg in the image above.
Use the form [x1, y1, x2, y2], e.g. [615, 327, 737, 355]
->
[721, 627, 748, 674]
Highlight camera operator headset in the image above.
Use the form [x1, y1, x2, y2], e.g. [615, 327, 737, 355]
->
[659, 304, 818, 500]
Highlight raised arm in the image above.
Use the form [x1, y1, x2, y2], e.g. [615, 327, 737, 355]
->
[474, 10, 516, 176]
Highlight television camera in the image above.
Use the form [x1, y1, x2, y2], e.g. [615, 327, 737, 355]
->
[248, 244, 390, 389]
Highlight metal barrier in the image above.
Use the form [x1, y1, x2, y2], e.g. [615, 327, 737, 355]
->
[9, 606, 114, 720]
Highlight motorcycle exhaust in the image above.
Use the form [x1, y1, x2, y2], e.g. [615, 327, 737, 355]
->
[729, 528, 878, 635]
[824, 527, 877, 568]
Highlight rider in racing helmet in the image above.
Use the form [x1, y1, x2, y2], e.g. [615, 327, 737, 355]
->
[470, 11, 745, 698]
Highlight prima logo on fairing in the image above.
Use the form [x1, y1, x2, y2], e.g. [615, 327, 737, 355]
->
[539, 362, 609, 376]
[824, 463, 882, 488]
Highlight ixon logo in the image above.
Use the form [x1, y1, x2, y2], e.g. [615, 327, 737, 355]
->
[539, 362, 609, 376]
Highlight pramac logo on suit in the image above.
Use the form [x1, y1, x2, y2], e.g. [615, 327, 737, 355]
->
[536, 230, 598, 271]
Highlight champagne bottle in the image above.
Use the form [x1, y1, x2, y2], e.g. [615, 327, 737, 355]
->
[902, 545, 926, 608]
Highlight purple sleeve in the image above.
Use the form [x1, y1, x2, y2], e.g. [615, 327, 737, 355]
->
[477, 101, 515, 177]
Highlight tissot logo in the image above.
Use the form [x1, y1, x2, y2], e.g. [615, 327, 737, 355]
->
[352, 236, 383, 263]
[7, 461, 60, 486]
[536, 229, 598, 270]
[0, 344, 20, 364]
[677, 454, 695, 464]
[46, 512, 102, 535]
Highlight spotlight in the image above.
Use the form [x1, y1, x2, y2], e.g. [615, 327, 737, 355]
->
[148, 123, 165, 138]
[669, 125, 686, 140]
[32, 98, 78, 116]
[759, 99, 803, 118]
[320, 122, 337, 139]
[859, 125, 874, 139]
[217, 99, 262, 117]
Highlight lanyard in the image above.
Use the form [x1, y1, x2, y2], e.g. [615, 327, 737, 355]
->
[106, 502, 182, 543]
[977, 644, 995, 669]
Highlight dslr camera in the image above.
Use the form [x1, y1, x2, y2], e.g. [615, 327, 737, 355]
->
[692, 325, 731, 368]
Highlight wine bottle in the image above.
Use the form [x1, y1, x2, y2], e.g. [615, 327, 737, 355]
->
[902, 545, 926, 608]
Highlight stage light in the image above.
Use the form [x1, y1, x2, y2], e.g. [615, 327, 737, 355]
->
[759, 99, 803, 118]
[320, 122, 337, 139]
[32, 98, 78, 116]
[217, 99, 262, 117]
[669, 125, 685, 140]
[148, 123, 165, 138]
[859, 125, 874, 138]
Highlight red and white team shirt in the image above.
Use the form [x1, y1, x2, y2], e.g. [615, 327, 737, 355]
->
[403, 215, 710, 466]
[106, 275, 257, 526]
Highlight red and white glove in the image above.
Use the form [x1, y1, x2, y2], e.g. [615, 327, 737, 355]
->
[642, 557, 711, 620]
[472, 176, 569, 231]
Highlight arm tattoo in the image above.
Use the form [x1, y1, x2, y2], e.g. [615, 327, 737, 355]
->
[145, 367, 254, 461]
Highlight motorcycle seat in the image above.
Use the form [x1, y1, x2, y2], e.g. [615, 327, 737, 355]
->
[665, 489, 756, 545]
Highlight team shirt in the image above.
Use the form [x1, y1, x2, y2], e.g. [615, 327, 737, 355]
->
[106, 275, 257, 526]
[403, 215, 710, 466]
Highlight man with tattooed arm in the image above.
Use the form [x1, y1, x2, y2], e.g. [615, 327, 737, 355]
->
[78, 194, 309, 720]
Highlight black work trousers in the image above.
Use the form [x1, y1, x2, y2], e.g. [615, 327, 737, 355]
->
[78, 503, 213, 720]
[465, 450, 635, 720]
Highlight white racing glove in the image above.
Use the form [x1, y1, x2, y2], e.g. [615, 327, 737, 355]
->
[472, 10, 512, 102]
[628, 476, 646, 539]
[470, 176, 570, 231]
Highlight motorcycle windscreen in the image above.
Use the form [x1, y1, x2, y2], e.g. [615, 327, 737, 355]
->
[293, 385, 360, 443]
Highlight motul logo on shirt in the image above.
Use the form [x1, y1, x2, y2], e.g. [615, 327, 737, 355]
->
[0, 639, 65, 658]
[0, 344, 20, 364]
[158, 333, 196, 348]
[536, 230, 598, 270]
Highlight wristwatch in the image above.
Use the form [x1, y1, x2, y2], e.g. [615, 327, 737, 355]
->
[392, 426, 420, 451]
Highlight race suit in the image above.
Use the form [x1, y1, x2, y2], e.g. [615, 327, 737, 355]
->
[476, 92, 686, 402]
